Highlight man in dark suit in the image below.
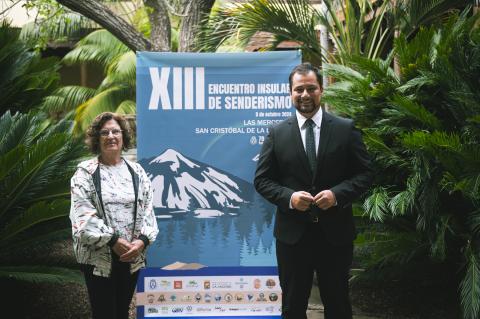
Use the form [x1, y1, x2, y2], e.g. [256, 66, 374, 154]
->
[254, 63, 373, 319]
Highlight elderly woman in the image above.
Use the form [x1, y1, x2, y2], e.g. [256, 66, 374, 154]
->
[70, 112, 158, 319]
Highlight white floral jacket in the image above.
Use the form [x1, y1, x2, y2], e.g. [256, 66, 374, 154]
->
[69, 157, 158, 277]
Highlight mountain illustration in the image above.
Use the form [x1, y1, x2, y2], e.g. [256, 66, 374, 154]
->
[139, 149, 254, 212]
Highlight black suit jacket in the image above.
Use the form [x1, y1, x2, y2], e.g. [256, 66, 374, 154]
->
[254, 110, 373, 246]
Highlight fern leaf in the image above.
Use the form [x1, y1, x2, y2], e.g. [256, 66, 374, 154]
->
[0, 266, 83, 284]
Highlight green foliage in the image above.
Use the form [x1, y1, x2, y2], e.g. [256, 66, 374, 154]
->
[356, 229, 427, 268]
[41, 86, 97, 114]
[364, 187, 389, 222]
[318, 0, 391, 64]
[0, 266, 83, 284]
[386, 0, 471, 38]
[323, 12, 480, 318]
[38, 0, 165, 133]
[198, 0, 321, 61]
[198, 0, 467, 65]
[41, 30, 135, 133]
[21, 12, 94, 50]
[200, 0, 359, 63]
[0, 21, 60, 114]
[0, 111, 85, 283]
[62, 29, 131, 69]
[461, 243, 480, 319]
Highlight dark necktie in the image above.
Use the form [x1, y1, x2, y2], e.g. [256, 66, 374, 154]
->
[305, 118, 317, 173]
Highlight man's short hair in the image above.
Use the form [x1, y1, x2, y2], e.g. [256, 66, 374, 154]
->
[289, 63, 322, 91]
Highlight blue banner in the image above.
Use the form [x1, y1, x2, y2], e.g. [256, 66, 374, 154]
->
[136, 51, 301, 267]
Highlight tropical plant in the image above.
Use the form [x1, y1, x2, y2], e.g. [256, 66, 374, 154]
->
[0, 110, 86, 283]
[199, 0, 470, 65]
[199, 0, 324, 62]
[321, 0, 392, 64]
[385, 0, 472, 38]
[41, 29, 136, 133]
[40, 2, 183, 133]
[322, 11, 480, 319]
[0, 20, 60, 115]
[19, 0, 96, 50]
[198, 0, 324, 62]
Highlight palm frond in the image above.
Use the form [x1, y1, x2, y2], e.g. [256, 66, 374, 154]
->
[0, 114, 84, 222]
[356, 230, 426, 269]
[388, 175, 417, 217]
[316, 2, 345, 63]
[41, 86, 97, 114]
[364, 0, 391, 59]
[364, 187, 390, 222]
[397, 73, 436, 93]
[394, 27, 436, 78]
[0, 227, 71, 253]
[322, 85, 365, 117]
[318, 0, 391, 62]
[74, 86, 134, 133]
[198, 0, 322, 60]
[460, 244, 480, 319]
[402, 131, 462, 153]
[389, 94, 441, 130]
[349, 55, 399, 83]
[457, 174, 480, 201]
[399, 0, 470, 37]
[0, 112, 35, 155]
[196, 6, 241, 52]
[0, 145, 25, 182]
[20, 12, 95, 43]
[0, 22, 60, 113]
[430, 215, 451, 261]
[22, 178, 73, 206]
[323, 63, 364, 82]
[0, 199, 69, 242]
[363, 130, 395, 155]
[63, 29, 130, 69]
[362, 130, 407, 168]
[415, 177, 441, 232]
[0, 266, 83, 284]
[468, 209, 480, 236]
[116, 100, 136, 114]
[106, 51, 136, 86]
[0, 135, 73, 218]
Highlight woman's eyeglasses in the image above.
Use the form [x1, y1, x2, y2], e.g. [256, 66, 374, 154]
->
[99, 129, 123, 137]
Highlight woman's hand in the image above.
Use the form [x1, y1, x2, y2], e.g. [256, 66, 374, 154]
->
[119, 239, 145, 262]
[112, 238, 133, 257]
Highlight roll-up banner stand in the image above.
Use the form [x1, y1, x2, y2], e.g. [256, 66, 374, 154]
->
[136, 51, 301, 318]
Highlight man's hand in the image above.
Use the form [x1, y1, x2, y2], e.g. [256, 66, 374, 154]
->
[313, 190, 336, 210]
[291, 191, 314, 211]
[119, 239, 145, 263]
[112, 238, 133, 257]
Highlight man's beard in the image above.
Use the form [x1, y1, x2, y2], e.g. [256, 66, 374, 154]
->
[294, 100, 319, 115]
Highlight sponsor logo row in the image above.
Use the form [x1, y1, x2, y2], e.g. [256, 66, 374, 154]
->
[145, 304, 282, 316]
[144, 291, 281, 305]
[148, 277, 277, 291]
